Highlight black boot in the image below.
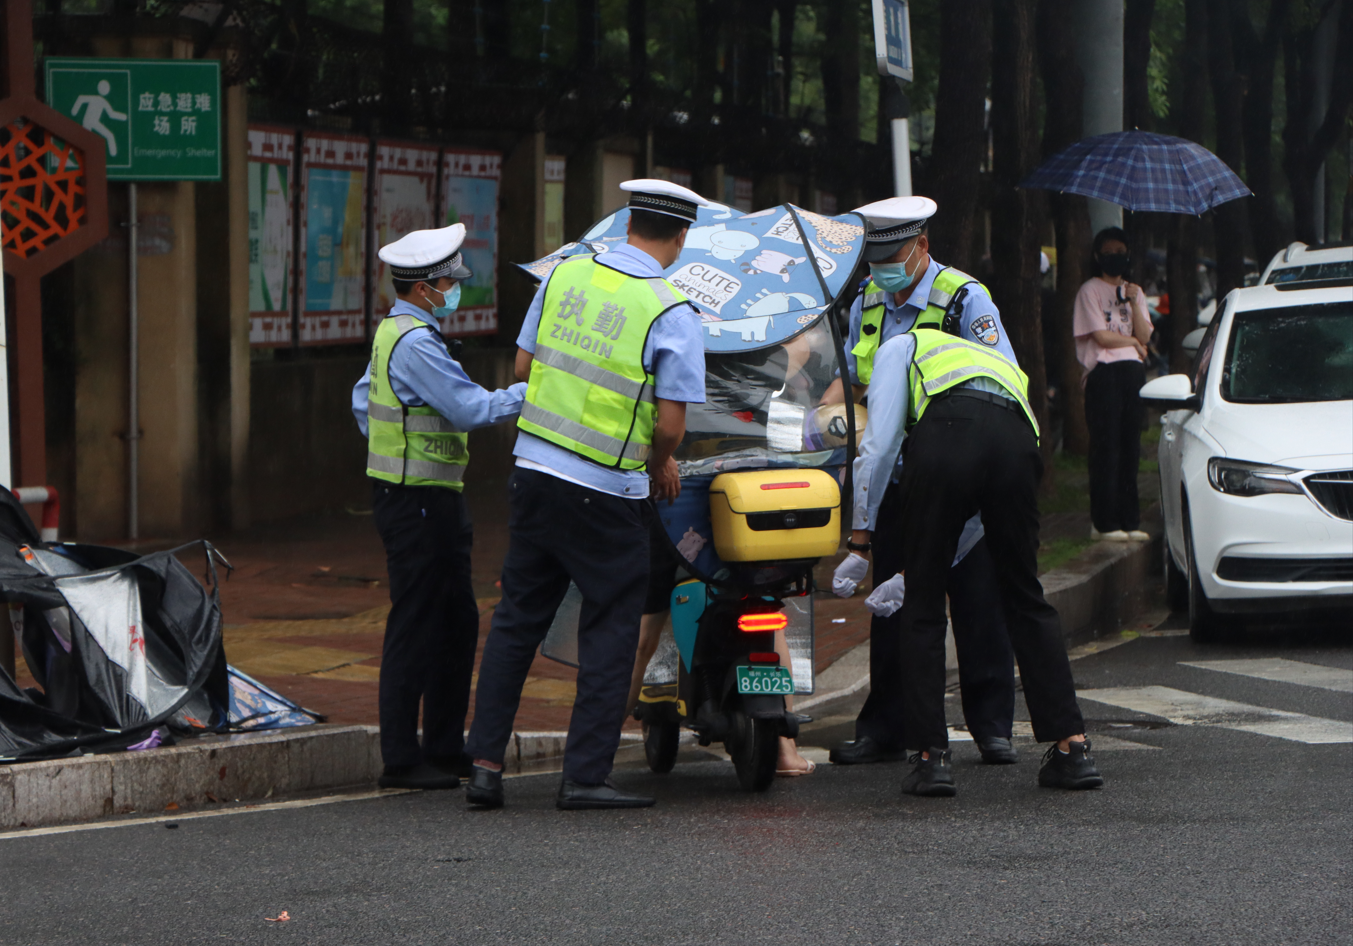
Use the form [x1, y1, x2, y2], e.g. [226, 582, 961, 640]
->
[465, 765, 505, 808]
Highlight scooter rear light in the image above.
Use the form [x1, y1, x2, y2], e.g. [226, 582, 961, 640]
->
[748, 652, 780, 664]
[738, 612, 788, 632]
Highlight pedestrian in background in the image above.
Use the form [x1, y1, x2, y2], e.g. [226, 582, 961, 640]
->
[352, 224, 527, 790]
[1074, 227, 1153, 543]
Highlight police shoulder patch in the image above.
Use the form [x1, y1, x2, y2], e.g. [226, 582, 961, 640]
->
[969, 314, 1000, 346]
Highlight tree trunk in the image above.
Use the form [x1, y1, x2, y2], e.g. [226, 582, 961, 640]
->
[1229, 1, 1290, 267]
[1206, 0, 1249, 301]
[1282, 0, 1353, 244]
[990, 0, 1051, 467]
[629, 0, 648, 108]
[575, 0, 600, 73]
[928, 0, 991, 273]
[382, 0, 415, 130]
[777, 1, 795, 117]
[1165, 0, 1207, 376]
[1038, 0, 1089, 455]
[1124, 0, 1156, 131]
[819, 0, 860, 147]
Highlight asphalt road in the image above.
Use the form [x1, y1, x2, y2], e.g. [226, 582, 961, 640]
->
[1, 614, 1349, 946]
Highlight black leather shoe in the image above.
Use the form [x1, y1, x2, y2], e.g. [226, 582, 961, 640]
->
[901, 749, 957, 797]
[828, 736, 908, 765]
[378, 763, 460, 790]
[976, 736, 1019, 765]
[466, 765, 505, 808]
[556, 779, 655, 810]
[1038, 740, 1104, 790]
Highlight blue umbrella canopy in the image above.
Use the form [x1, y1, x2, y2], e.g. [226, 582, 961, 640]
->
[516, 202, 867, 352]
[1021, 130, 1251, 214]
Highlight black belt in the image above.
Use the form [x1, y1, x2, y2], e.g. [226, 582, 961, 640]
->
[939, 386, 1024, 415]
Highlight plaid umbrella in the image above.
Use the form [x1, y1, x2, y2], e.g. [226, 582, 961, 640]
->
[1021, 130, 1251, 213]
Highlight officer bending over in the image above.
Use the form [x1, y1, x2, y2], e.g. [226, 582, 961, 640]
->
[823, 197, 1018, 767]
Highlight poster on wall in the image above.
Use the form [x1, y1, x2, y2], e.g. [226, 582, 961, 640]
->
[299, 132, 369, 345]
[440, 149, 501, 336]
[372, 141, 440, 317]
[247, 125, 294, 347]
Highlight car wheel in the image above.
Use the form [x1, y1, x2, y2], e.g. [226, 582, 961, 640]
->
[1184, 510, 1228, 643]
[1164, 544, 1189, 613]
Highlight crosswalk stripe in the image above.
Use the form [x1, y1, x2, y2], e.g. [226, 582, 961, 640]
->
[1179, 658, 1353, 694]
[1078, 686, 1353, 745]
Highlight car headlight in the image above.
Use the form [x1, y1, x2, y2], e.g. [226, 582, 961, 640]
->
[1207, 458, 1303, 497]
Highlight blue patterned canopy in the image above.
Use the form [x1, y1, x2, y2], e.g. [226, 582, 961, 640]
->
[517, 202, 868, 352]
[1021, 131, 1251, 214]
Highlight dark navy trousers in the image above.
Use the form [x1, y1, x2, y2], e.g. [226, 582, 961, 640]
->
[854, 484, 1017, 748]
[372, 481, 479, 768]
[466, 468, 650, 785]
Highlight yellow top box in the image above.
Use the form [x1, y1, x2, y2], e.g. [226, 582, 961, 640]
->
[708, 469, 841, 562]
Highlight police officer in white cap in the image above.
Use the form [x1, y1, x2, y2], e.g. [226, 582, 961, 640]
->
[465, 180, 709, 811]
[352, 223, 526, 791]
[823, 196, 1020, 769]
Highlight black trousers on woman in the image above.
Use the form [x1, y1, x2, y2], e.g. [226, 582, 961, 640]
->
[1084, 359, 1146, 533]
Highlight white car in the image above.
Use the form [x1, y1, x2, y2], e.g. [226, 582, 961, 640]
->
[1141, 275, 1353, 642]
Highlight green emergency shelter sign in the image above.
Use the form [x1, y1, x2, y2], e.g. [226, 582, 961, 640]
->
[44, 58, 222, 181]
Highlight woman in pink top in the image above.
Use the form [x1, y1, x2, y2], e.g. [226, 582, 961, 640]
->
[1073, 228, 1153, 542]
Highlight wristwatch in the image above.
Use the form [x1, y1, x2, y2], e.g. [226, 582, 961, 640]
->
[846, 539, 872, 553]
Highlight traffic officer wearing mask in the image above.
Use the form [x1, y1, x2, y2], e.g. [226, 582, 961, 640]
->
[850, 308, 1103, 798]
[823, 197, 1018, 768]
[465, 180, 708, 811]
[352, 223, 527, 791]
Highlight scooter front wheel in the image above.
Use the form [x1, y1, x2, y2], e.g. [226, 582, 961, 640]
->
[644, 721, 680, 774]
[727, 709, 778, 792]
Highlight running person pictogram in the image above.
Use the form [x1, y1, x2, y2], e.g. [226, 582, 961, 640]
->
[70, 80, 127, 156]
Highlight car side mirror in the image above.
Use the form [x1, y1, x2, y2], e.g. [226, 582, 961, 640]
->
[1140, 373, 1200, 412]
[1181, 327, 1206, 357]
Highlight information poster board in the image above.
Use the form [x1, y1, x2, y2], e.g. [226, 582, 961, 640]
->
[440, 150, 501, 336]
[247, 125, 294, 346]
[372, 141, 440, 317]
[299, 132, 369, 345]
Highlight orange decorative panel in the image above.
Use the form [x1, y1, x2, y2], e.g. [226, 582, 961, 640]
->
[0, 118, 90, 259]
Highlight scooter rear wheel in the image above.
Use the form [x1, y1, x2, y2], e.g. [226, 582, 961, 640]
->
[727, 710, 778, 792]
[644, 721, 680, 774]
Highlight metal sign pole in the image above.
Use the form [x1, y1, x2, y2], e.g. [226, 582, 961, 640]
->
[871, 0, 915, 198]
[128, 182, 139, 541]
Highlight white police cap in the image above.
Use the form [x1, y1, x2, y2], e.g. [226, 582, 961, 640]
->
[378, 223, 473, 282]
[621, 178, 711, 223]
[853, 196, 938, 261]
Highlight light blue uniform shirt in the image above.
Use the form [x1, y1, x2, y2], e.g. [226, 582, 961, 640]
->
[351, 300, 526, 439]
[514, 243, 707, 498]
[852, 335, 985, 564]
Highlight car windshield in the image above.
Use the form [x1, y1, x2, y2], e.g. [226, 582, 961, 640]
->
[1223, 301, 1353, 403]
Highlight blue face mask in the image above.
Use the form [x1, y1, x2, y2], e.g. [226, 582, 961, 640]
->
[869, 240, 921, 292]
[428, 282, 461, 320]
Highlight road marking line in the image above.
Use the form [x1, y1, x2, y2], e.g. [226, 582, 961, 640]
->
[1079, 686, 1353, 744]
[0, 789, 412, 841]
[1180, 658, 1353, 694]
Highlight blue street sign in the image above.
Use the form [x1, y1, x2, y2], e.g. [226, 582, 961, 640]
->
[871, 0, 913, 82]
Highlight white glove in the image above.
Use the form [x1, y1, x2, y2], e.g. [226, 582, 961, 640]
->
[832, 552, 870, 598]
[865, 573, 906, 617]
